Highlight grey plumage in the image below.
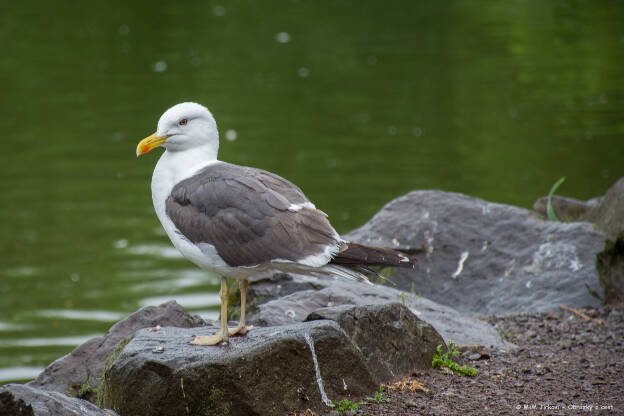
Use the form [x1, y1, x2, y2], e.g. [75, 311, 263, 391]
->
[165, 162, 339, 267]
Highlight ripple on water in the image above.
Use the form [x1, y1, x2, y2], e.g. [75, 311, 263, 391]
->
[0, 321, 29, 331]
[126, 244, 184, 259]
[0, 366, 43, 383]
[0, 334, 99, 348]
[138, 292, 221, 309]
[35, 309, 125, 322]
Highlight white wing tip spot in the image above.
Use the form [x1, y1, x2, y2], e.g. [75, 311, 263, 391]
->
[288, 202, 316, 212]
[298, 242, 340, 267]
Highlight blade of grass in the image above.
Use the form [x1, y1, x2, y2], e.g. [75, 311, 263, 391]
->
[547, 177, 566, 222]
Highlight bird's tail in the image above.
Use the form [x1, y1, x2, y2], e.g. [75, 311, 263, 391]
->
[330, 241, 419, 268]
[265, 241, 420, 286]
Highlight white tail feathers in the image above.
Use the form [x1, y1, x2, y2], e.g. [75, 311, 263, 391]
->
[312, 265, 373, 285]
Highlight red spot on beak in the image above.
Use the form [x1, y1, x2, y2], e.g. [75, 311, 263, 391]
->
[141, 146, 151, 154]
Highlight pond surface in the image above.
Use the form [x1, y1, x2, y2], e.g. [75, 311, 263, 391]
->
[1, 1, 623, 383]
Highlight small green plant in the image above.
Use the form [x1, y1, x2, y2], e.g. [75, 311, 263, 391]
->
[410, 282, 421, 301]
[398, 291, 406, 305]
[546, 177, 566, 222]
[366, 385, 390, 403]
[432, 343, 478, 377]
[398, 283, 421, 306]
[332, 398, 363, 413]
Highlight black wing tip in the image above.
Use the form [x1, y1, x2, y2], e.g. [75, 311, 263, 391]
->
[331, 241, 423, 269]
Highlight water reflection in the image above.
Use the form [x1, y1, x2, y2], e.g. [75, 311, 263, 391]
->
[0, 367, 45, 384]
[36, 310, 125, 322]
[0, 335, 99, 348]
[138, 293, 221, 309]
[1, 0, 623, 385]
[125, 244, 184, 259]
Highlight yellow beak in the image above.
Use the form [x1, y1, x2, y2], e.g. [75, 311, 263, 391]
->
[136, 132, 167, 157]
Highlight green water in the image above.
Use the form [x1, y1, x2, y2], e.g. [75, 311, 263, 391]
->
[1, 1, 623, 383]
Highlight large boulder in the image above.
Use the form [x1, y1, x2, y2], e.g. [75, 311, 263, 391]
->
[248, 277, 515, 351]
[532, 195, 598, 222]
[99, 321, 376, 416]
[306, 302, 445, 383]
[0, 384, 117, 416]
[533, 177, 624, 240]
[343, 190, 606, 315]
[29, 301, 207, 401]
[586, 177, 624, 240]
[532, 178, 624, 303]
[597, 232, 624, 304]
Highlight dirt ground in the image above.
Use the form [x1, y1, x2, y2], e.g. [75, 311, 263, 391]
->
[309, 303, 623, 416]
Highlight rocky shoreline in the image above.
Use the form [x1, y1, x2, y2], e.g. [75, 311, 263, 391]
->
[326, 303, 623, 416]
[1, 179, 622, 416]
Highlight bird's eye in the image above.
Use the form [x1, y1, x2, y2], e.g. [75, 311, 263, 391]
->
[178, 118, 188, 126]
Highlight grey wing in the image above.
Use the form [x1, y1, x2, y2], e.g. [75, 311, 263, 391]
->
[165, 163, 340, 267]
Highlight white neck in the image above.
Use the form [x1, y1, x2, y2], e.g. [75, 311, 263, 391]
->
[151, 144, 219, 218]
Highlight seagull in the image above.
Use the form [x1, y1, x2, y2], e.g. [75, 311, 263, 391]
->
[136, 102, 415, 345]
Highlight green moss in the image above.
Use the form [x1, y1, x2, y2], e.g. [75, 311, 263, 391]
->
[95, 335, 134, 409]
[105, 335, 134, 373]
[76, 383, 91, 398]
[199, 387, 233, 416]
[73, 374, 97, 400]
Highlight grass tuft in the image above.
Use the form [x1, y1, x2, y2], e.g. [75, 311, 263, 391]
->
[365, 385, 390, 404]
[432, 343, 477, 377]
[332, 398, 363, 413]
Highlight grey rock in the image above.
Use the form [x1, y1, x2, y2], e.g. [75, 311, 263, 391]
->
[245, 272, 324, 315]
[0, 384, 117, 416]
[343, 190, 606, 315]
[534, 177, 624, 240]
[248, 278, 515, 351]
[597, 233, 624, 304]
[586, 177, 624, 240]
[532, 195, 598, 222]
[99, 321, 375, 416]
[28, 301, 207, 401]
[305, 302, 445, 383]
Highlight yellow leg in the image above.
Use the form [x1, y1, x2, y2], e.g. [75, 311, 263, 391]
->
[190, 276, 229, 346]
[228, 279, 254, 336]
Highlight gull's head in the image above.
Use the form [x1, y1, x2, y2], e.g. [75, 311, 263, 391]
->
[136, 102, 219, 156]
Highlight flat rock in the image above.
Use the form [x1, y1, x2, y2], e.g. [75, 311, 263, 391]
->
[305, 302, 445, 383]
[29, 301, 207, 400]
[343, 190, 606, 315]
[0, 384, 117, 416]
[248, 278, 515, 351]
[99, 321, 376, 416]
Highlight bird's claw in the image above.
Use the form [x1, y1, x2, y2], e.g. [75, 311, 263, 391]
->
[190, 334, 227, 346]
[228, 325, 254, 336]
